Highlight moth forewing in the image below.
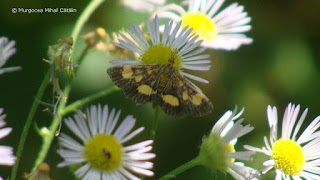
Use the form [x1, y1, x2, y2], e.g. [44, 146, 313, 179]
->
[107, 64, 213, 117]
[107, 64, 159, 104]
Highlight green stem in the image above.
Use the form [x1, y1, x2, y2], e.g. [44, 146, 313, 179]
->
[158, 157, 202, 180]
[31, 0, 106, 172]
[11, 69, 51, 180]
[71, 0, 105, 46]
[31, 86, 71, 172]
[150, 106, 161, 140]
[61, 86, 119, 116]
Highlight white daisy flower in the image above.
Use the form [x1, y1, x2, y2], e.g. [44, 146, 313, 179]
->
[0, 108, 16, 166]
[121, 0, 166, 13]
[154, 0, 252, 50]
[245, 103, 320, 180]
[112, 15, 211, 84]
[199, 107, 260, 180]
[57, 104, 155, 180]
[0, 37, 21, 75]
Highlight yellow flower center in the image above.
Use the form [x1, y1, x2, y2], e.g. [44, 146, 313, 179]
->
[272, 139, 305, 176]
[199, 135, 235, 170]
[84, 134, 123, 171]
[141, 44, 182, 70]
[181, 12, 217, 41]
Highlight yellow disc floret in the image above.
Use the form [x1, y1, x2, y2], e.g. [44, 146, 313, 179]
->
[84, 134, 123, 172]
[141, 44, 183, 70]
[199, 134, 235, 170]
[181, 12, 217, 41]
[272, 139, 305, 176]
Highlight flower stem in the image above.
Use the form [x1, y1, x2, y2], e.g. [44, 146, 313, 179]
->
[61, 86, 119, 116]
[30, 0, 106, 172]
[31, 86, 71, 172]
[158, 157, 202, 180]
[140, 106, 161, 180]
[71, 0, 105, 47]
[150, 106, 161, 140]
[10, 69, 51, 180]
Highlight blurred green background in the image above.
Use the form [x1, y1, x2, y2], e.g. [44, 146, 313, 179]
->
[1, 0, 320, 179]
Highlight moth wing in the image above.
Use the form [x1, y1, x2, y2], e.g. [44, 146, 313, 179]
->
[174, 72, 213, 117]
[107, 64, 160, 104]
[153, 70, 213, 117]
[152, 71, 188, 117]
[108, 64, 213, 117]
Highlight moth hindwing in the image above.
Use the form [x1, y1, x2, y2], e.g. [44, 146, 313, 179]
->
[107, 64, 213, 117]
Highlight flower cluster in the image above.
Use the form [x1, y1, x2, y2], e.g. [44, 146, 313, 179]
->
[199, 107, 260, 179]
[245, 103, 320, 180]
[155, 0, 252, 50]
[111, 15, 211, 84]
[57, 105, 155, 179]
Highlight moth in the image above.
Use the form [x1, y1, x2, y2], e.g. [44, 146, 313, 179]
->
[107, 59, 213, 117]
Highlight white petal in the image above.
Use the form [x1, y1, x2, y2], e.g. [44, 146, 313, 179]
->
[124, 160, 153, 169]
[114, 115, 136, 141]
[201, 35, 252, 50]
[124, 140, 153, 152]
[182, 64, 211, 71]
[105, 108, 117, 134]
[0, 127, 12, 139]
[74, 163, 91, 178]
[207, 0, 226, 18]
[58, 133, 84, 151]
[180, 72, 209, 84]
[130, 166, 154, 177]
[119, 168, 140, 180]
[227, 151, 255, 161]
[121, 127, 145, 144]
